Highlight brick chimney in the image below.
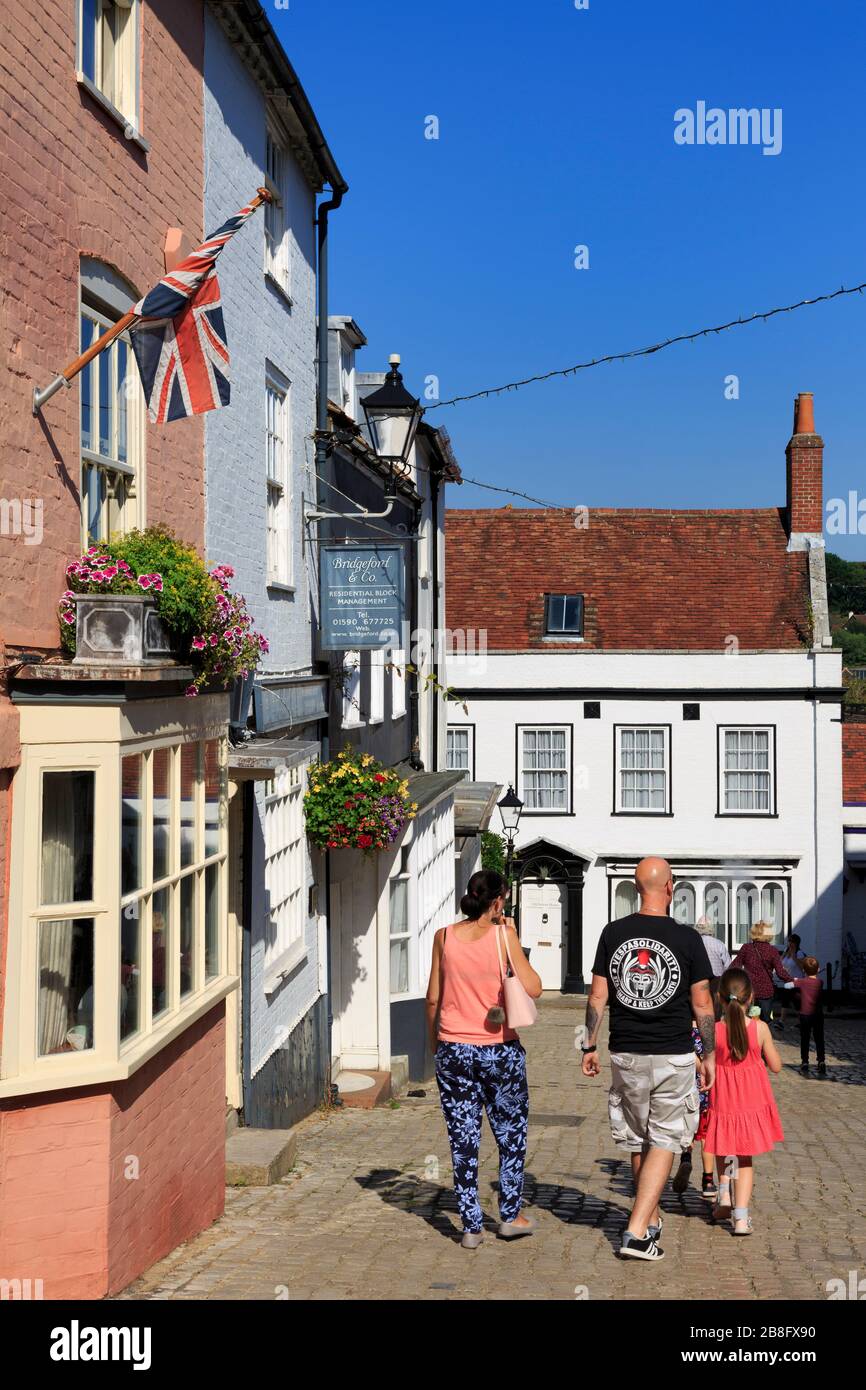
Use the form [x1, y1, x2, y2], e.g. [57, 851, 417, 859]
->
[785, 391, 823, 544]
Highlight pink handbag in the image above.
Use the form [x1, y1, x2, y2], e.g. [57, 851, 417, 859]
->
[495, 924, 538, 1029]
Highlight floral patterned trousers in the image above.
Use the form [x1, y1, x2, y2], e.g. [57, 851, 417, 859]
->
[435, 1039, 529, 1233]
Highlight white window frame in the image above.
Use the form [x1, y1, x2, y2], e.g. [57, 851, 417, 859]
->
[368, 648, 385, 725]
[718, 726, 776, 815]
[341, 651, 363, 729]
[264, 125, 291, 297]
[1, 701, 233, 1098]
[389, 872, 412, 1000]
[262, 761, 308, 992]
[79, 298, 145, 548]
[517, 725, 571, 813]
[615, 725, 671, 814]
[446, 725, 474, 776]
[390, 647, 407, 719]
[76, 0, 141, 133]
[266, 369, 292, 588]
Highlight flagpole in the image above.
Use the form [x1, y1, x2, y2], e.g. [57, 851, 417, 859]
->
[32, 188, 272, 416]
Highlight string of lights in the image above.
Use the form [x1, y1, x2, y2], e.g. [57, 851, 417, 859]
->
[425, 280, 866, 411]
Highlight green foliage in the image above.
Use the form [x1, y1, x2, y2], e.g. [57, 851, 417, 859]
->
[109, 526, 216, 647]
[838, 628, 866, 667]
[481, 830, 506, 876]
[827, 551, 866, 617]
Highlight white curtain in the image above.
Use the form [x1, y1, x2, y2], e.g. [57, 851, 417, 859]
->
[39, 776, 76, 1054]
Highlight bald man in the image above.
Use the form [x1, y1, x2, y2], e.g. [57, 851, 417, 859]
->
[581, 857, 715, 1262]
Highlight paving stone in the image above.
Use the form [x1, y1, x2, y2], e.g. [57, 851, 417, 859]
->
[117, 1003, 866, 1302]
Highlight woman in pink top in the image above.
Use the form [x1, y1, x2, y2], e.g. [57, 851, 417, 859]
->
[426, 870, 542, 1248]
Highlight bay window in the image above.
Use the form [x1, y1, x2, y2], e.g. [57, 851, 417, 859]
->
[2, 698, 234, 1097]
[609, 872, 788, 950]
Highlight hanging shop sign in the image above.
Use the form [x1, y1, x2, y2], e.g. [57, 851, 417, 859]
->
[319, 544, 406, 650]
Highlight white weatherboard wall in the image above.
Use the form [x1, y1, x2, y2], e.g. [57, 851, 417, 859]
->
[446, 648, 843, 976]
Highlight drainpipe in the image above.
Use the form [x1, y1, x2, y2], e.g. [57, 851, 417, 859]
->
[241, 781, 254, 1123]
[408, 498, 424, 769]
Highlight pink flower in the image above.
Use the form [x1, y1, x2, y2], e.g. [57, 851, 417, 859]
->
[210, 634, 218, 647]
[103, 566, 118, 579]
[184, 684, 199, 698]
[61, 611, 75, 625]
[62, 590, 75, 600]
[192, 636, 206, 651]
[91, 571, 105, 582]
[138, 575, 151, 590]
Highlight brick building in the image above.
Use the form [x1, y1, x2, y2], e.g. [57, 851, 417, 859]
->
[444, 393, 844, 987]
[0, 0, 233, 1298]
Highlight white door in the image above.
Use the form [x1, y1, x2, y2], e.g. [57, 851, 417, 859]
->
[520, 881, 566, 991]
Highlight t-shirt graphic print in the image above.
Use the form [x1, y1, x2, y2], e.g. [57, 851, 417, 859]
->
[609, 936, 681, 1011]
[592, 913, 713, 1055]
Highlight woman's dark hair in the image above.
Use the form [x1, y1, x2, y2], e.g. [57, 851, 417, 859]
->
[460, 869, 506, 921]
[719, 968, 752, 1062]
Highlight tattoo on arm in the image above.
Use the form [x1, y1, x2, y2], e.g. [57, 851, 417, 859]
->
[697, 1011, 716, 1056]
[585, 1001, 602, 1043]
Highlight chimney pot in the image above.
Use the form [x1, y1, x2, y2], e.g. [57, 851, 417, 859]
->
[794, 391, 815, 435]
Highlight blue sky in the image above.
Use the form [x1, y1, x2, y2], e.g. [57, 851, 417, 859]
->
[275, 0, 866, 557]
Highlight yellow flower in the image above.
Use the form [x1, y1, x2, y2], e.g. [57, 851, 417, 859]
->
[411, 802, 418, 811]
[361, 754, 374, 767]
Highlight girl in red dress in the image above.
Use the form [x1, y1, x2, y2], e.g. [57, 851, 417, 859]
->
[703, 967, 784, 1236]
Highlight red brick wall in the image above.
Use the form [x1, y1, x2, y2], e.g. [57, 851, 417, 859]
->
[0, 0, 205, 653]
[843, 722, 866, 804]
[0, 1003, 225, 1299]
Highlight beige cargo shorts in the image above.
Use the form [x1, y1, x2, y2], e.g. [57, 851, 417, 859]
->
[608, 1051, 701, 1154]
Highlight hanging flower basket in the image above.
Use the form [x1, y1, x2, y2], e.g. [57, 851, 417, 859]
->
[304, 749, 418, 853]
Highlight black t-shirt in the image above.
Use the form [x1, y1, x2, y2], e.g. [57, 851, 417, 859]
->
[591, 913, 713, 1055]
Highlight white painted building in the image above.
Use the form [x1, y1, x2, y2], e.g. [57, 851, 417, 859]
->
[444, 394, 844, 990]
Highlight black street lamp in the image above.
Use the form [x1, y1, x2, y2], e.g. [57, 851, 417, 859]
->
[361, 354, 424, 497]
[497, 785, 524, 919]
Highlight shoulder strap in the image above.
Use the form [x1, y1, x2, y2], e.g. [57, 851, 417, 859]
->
[494, 923, 508, 981]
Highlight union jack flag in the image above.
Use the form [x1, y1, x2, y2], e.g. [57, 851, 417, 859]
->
[129, 192, 267, 424]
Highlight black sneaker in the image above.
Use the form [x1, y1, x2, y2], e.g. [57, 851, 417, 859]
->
[702, 1172, 718, 1200]
[817, 1062, 827, 1077]
[799, 1063, 809, 1076]
[620, 1231, 665, 1262]
[672, 1155, 692, 1194]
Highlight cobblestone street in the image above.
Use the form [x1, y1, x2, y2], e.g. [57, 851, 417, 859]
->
[121, 999, 866, 1302]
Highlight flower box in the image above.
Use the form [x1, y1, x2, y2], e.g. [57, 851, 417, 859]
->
[72, 594, 176, 666]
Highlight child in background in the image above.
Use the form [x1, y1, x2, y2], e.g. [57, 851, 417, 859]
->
[703, 968, 784, 1236]
[783, 956, 826, 1077]
[672, 1021, 716, 1198]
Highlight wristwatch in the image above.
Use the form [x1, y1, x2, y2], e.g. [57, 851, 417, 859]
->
[580, 1043, 598, 1054]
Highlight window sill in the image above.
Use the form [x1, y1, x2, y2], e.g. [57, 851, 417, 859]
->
[541, 634, 585, 643]
[612, 810, 674, 817]
[267, 580, 295, 594]
[0, 973, 238, 1099]
[715, 812, 779, 819]
[264, 939, 308, 996]
[264, 271, 293, 307]
[76, 72, 150, 152]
